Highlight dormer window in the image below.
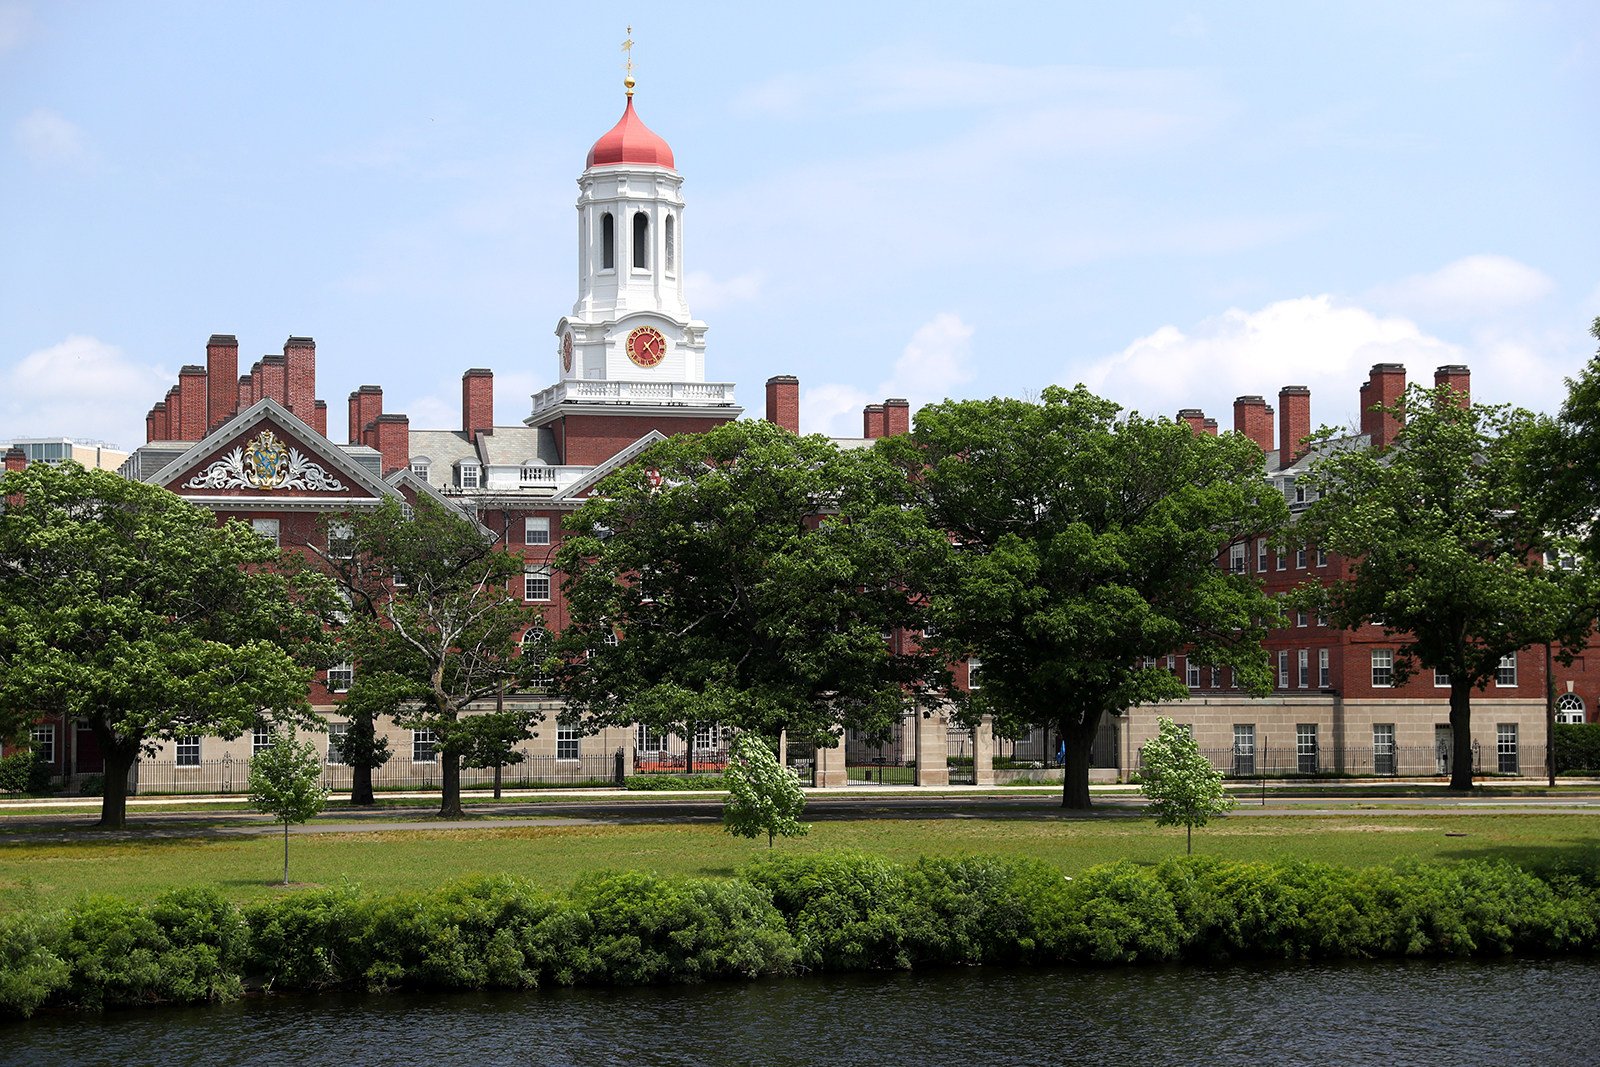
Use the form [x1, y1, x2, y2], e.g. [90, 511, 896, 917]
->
[458, 462, 481, 490]
[410, 458, 431, 480]
[633, 212, 649, 269]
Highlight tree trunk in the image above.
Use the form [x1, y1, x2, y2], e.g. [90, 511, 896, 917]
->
[439, 752, 464, 818]
[1449, 680, 1475, 791]
[1059, 714, 1100, 810]
[350, 764, 375, 806]
[282, 819, 290, 884]
[493, 763, 503, 800]
[94, 725, 138, 830]
[1186, 824, 1193, 856]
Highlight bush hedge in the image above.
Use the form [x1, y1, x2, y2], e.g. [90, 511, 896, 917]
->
[3, 854, 1598, 1018]
[1554, 723, 1600, 773]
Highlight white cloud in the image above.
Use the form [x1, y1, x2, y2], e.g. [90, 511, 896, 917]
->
[685, 270, 763, 313]
[1, 336, 169, 450]
[0, 2, 30, 54]
[14, 108, 92, 168]
[1371, 254, 1555, 319]
[802, 312, 975, 436]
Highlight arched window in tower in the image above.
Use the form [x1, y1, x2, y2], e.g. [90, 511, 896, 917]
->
[601, 213, 615, 270]
[633, 212, 649, 269]
[665, 215, 676, 273]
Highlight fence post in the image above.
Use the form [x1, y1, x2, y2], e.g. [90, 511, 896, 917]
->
[614, 748, 625, 787]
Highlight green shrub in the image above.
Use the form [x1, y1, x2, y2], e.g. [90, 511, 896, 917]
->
[0, 750, 50, 794]
[624, 773, 726, 791]
[1555, 723, 1600, 772]
[901, 856, 1074, 966]
[0, 910, 70, 1017]
[743, 852, 912, 971]
[57, 888, 244, 1011]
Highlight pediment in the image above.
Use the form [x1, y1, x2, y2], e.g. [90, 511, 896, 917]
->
[552, 429, 669, 501]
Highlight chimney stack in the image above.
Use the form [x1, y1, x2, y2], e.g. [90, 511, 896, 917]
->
[283, 337, 317, 423]
[1434, 364, 1470, 408]
[164, 386, 181, 440]
[4, 446, 26, 473]
[371, 414, 410, 476]
[764, 375, 800, 434]
[350, 386, 383, 446]
[205, 335, 239, 431]
[1201, 417, 1218, 436]
[883, 398, 910, 437]
[461, 369, 494, 443]
[312, 400, 328, 437]
[177, 365, 208, 441]
[863, 403, 887, 439]
[1232, 395, 1274, 454]
[1178, 408, 1207, 434]
[1277, 386, 1311, 467]
[1360, 364, 1407, 450]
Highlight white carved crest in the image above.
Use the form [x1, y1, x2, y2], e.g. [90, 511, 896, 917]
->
[184, 429, 347, 492]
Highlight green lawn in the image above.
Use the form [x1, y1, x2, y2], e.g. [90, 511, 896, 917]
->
[2, 810, 1597, 909]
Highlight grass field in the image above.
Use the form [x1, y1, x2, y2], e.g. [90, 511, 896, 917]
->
[2, 808, 1597, 910]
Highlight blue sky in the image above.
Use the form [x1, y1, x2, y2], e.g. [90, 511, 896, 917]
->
[2, 1, 1596, 451]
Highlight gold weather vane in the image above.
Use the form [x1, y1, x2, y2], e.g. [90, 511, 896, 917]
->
[622, 25, 636, 96]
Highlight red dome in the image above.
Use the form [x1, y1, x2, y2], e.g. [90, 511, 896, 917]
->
[586, 97, 675, 169]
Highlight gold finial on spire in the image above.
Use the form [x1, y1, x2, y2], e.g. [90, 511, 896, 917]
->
[622, 25, 636, 96]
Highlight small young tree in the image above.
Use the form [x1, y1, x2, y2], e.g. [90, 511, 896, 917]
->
[722, 732, 808, 848]
[248, 732, 329, 884]
[458, 709, 534, 799]
[1138, 716, 1235, 855]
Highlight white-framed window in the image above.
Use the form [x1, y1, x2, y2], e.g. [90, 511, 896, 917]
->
[1209, 667, 1222, 689]
[1166, 654, 1177, 672]
[1186, 659, 1201, 688]
[1229, 542, 1246, 574]
[1496, 654, 1517, 688]
[409, 459, 430, 480]
[1371, 649, 1394, 688]
[601, 211, 615, 270]
[327, 722, 348, 765]
[1297, 723, 1319, 773]
[522, 627, 553, 690]
[1297, 649, 1309, 689]
[967, 656, 981, 690]
[1276, 549, 1286, 571]
[251, 518, 280, 547]
[1496, 723, 1519, 774]
[1434, 668, 1451, 688]
[524, 516, 551, 545]
[1373, 723, 1396, 775]
[1318, 648, 1330, 688]
[1296, 547, 1308, 568]
[175, 735, 201, 767]
[1556, 693, 1586, 724]
[524, 565, 551, 602]
[556, 724, 579, 760]
[1316, 547, 1328, 567]
[412, 729, 437, 763]
[328, 520, 354, 559]
[637, 724, 666, 752]
[458, 462, 480, 490]
[399, 502, 414, 521]
[253, 726, 273, 755]
[665, 214, 676, 273]
[327, 662, 353, 693]
[1316, 611, 1327, 627]
[1256, 538, 1269, 573]
[1277, 650, 1289, 688]
[1296, 610, 1307, 628]
[29, 724, 54, 765]
[1232, 724, 1255, 775]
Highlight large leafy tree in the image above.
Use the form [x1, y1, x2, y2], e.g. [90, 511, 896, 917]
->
[885, 385, 1288, 810]
[0, 462, 329, 828]
[1531, 318, 1600, 562]
[326, 497, 544, 818]
[1298, 383, 1587, 790]
[554, 420, 950, 756]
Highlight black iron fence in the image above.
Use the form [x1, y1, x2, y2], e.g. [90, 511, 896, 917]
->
[1137, 741, 1500, 780]
[125, 750, 623, 796]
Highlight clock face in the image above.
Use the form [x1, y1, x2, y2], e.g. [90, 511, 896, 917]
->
[626, 325, 667, 368]
[561, 332, 573, 373]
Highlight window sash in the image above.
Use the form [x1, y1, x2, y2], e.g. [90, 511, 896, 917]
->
[524, 567, 551, 602]
[1371, 650, 1393, 688]
[525, 517, 551, 545]
[175, 735, 201, 766]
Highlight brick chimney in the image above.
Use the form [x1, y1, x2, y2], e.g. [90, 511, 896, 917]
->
[863, 403, 887, 439]
[765, 375, 800, 434]
[1232, 395, 1274, 454]
[248, 361, 263, 405]
[4, 446, 26, 473]
[283, 337, 316, 423]
[1202, 417, 1218, 436]
[883, 398, 910, 438]
[349, 386, 383, 446]
[461, 369, 494, 443]
[1359, 364, 1407, 450]
[1178, 408, 1206, 433]
[177, 365, 208, 441]
[164, 386, 182, 440]
[1277, 386, 1311, 467]
[1434, 364, 1470, 408]
[371, 413, 409, 475]
[151, 401, 169, 441]
[206, 334, 239, 431]
[237, 375, 252, 411]
[145, 407, 158, 443]
[260, 355, 288, 408]
[312, 400, 328, 438]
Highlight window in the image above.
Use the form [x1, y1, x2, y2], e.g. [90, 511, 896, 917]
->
[328, 521, 354, 559]
[1373, 724, 1396, 775]
[1371, 650, 1393, 688]
[665, 215, 675, 272]
[524, 565, 551, 602]
[1256, 538, 1269, 573]
[1275, 550, 1286, 571]
[410, 460, 430, 480]
[1316, 611, 1327, 627]
[1229, 542, 1246, 574]
[1316, 547, 1328, 567]
[1296, 547, 1308, 568]
[522, 628, 552, 689]
[1210, 667, 1222, 689]
[1277, 650, 1289, 688]
[601, 212, 615, 270]
[557, 724, 579, 761]
[412, 729, 437, 763]
[327, 722, 348, 765]
[637, 724, 666, 753]
[327, 662, 353, 693]
[29, 724, 54, 765]
[175, 735, 201, 766]
[1496, 654, 1517, 688]
[1496, 723, 1519, 774]
[1232, 724, 1256, 776]
[632, 212, 649, 269]
[458, 463, 480, 490]
[1297, 724, 1319, 774]
[525, 517, 551, 545]
[253, 726, 273, 756]
[251, 518, 280, 547]
[966, 656, 981, 690]
[1185, 659, 1201, 688]
[1166, 654, 1177, 672]
[1556, 693, 1586, 724]
[1297, 649, 1309, 689]
[1434, 668, 1451, 688]
[1317, 648, 1330, 688]
[1296, 610, 1307, 628]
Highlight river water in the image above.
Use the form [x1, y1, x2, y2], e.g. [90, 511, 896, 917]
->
[6, 958, 1599, 1066]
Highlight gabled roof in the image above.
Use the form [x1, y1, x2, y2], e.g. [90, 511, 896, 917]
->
[385, 466, 488, 533]
[552, 429, 669, 501]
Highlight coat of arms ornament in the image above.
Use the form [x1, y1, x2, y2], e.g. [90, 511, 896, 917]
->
[184, 429, 347, 491]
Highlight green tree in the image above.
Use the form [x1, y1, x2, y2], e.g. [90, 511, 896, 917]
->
[1137, 716, 1235, 854]
[885, 386, 1288, 809]
[0, 462, 330, 829]
[328, 671, 398, 806]
[248, 731, 329, 884]
[1298, 384, 1586, 790]
[458, 708, 530, 799]
[554, 419, 949, 759]
[326, 498, 543, 818]
[1530, 318, 1600, 562]
[722, 732, 808, 847]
